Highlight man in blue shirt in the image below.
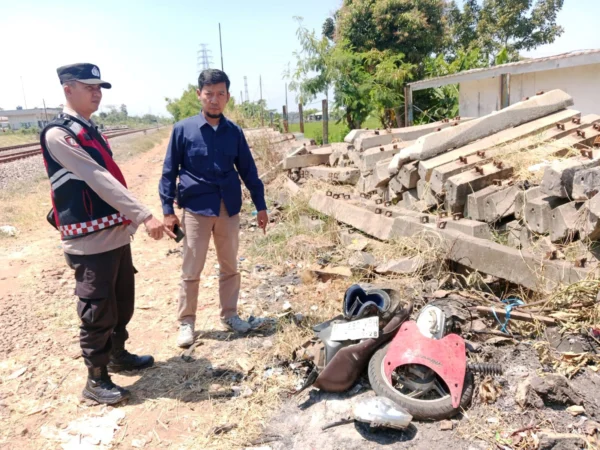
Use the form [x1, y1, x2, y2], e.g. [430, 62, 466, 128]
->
[159, 69, 268, 346]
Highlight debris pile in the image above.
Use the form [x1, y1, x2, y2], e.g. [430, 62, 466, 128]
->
[280, 90, 600, 292]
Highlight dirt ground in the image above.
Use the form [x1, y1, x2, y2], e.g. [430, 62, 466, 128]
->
[1, 134, 600, 450]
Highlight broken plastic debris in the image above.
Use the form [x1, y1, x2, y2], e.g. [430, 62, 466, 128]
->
[353, 397, 412, 430]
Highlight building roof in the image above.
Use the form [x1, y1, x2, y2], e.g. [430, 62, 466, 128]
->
[0, 108, 63, 117]
[408, 49, 600, 91]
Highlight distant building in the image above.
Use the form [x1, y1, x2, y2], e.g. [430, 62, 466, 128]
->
[405, 49, 600, 123]
[1, 108, 63, 130]
[0, 116, 9, 129]
[307, 111, 323, 122]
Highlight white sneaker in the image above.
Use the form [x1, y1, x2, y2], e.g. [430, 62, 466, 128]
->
[221, 315, 251, 333]
[177, 323, 195, 347]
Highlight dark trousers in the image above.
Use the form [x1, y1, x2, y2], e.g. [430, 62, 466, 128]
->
[65, 244, 135, 368]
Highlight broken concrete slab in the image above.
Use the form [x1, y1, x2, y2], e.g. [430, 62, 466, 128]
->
[413, 108, 580, 182]
[390, 92, 575, 177]
[355, 141, 413, 172]
[577, 194, 600, 240]
[505, 220, 524, 248]
[538, 432, 586, 450]
[550, 202, 583, 242]
[374, 157, 394, 185]
[356, 173, 379, 193]
[303, 166, 360, 185]
[541, 152, 600, 198]
[348, 251, 377, 270]
[572, 166, 600, 200]
[283, 153, 331, 169]
[524, 196, 569, 234]
[483, 185, 518, 223]
[515, 187, 544, 220]
[428, 111, 585, 193]
[283, 177, 301, 196]
[309, 193, 595, 291]
[444, 163, 514, 214]
[375, 256, 433, 276]
[388, 174, 405, 195]
[339, 231, 371, 251]
[398, 161, 420, 189]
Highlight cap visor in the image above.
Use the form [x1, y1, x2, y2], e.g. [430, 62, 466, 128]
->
[78, 78, 112, 89]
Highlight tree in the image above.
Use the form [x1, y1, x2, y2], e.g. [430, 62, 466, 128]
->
[287, 17, 334, 104]
[165, 85, 201, 122]
[448, 0, 565, 63]
[335, 0, 447, 66]
[120, 104, 128, 117]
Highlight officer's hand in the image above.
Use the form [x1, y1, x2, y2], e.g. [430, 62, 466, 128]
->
[144, 215, 175, 240]
[257, 210, 268, 235]
[163, 214, 180, 232]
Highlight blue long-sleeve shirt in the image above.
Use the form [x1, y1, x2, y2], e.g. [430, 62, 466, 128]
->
[159, 113, 267, 217]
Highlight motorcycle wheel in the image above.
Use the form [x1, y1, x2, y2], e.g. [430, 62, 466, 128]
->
[368, 342, 474, 421]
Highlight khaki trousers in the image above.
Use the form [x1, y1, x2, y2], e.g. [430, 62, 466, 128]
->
[178, 202, 240, 325]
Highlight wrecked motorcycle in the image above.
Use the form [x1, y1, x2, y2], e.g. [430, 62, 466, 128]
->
[369, 302, 502, 420]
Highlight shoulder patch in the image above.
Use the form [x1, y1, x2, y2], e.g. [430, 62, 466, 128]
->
[64, 136, 80, 148]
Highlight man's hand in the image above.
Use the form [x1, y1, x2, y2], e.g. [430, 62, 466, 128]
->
[163, 213, 181, 232]
[144, 215, 176, 240]
[257, 210, 268, 234]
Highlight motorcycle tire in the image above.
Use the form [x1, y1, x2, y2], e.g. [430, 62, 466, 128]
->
[368, 342, 475, 421]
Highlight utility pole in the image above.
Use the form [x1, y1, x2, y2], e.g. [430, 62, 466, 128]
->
[322, 99, 329, 145]
[244, 76, 249, 104]
[259, 75, 264, 127]
[219, 23, 224, 71]
[285, 83, 288, 119]
[298, 102, 304, 133]
[20, 76, 27, 109]
[240, 90, 244, 103]
[42, 99, 48, 125]
[282, 105, 288, 133]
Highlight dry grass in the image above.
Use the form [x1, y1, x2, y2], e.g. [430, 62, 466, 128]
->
[0, 132, 39, 147]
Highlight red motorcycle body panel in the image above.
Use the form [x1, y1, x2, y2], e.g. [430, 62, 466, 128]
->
[383, 320, 467, 408]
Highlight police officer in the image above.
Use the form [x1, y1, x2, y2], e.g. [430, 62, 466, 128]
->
[41, 63, 174, 405]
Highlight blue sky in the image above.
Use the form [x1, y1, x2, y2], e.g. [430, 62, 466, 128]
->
[0, 0, 598, 118]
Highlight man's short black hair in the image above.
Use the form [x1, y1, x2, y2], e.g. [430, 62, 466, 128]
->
[198, 69, 230, 92]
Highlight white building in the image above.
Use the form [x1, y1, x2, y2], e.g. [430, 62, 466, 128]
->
[405, 49, 600, 122]
[0, 108, 63, 130]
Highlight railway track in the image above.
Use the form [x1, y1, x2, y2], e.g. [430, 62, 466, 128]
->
[0, 127, 159, 165]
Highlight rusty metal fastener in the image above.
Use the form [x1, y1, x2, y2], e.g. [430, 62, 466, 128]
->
[453, 213, 462, 221]
[595, 136, 600, 148]
[493, 179, 502, 186]
[375, 208, 382, 214]
[439, 211, 448, 218]
[384, 201, 392, 207]
[333, 173, 339, 179]
[494, 160, 504, 169]
[459, 156, 468, 164]
[594, 123, 600, 131]
[326, 191, 332, 196]
[374, 130, 380, 135]
[366, 194, 372, 199]
[454, 116, 461, 121]
[476, 151, 486, 158]
[393, 144, 398, 150]
[328, 173, 333, 179]
[437, 221, 447, 229]
[421, 216, 429, 223]
[348, 228, 355, 234]
[577, 130, 586, 138]
[436, 128, 442, 132]
[575, 258, 587, 268]
[522, 96, 530, 101]
[581, 150, 593, 159]
[333, 194, 340, 199]
[452, 122, 459, 127]
[546, 250, 557, 260]
[379, 147, 384, 152]
[385, 211, 393, 217]
[344, 194, 350, 199]
[572, 118, 581, 125]
[556, 123, 565, 130]
[360, 193, 366, 198]
[475, 166, 484, 175]
[376, 199, 383, 204]
[536, 90, 544, 96]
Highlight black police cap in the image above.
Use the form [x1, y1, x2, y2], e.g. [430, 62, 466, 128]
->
[57, 63, 112, 89]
